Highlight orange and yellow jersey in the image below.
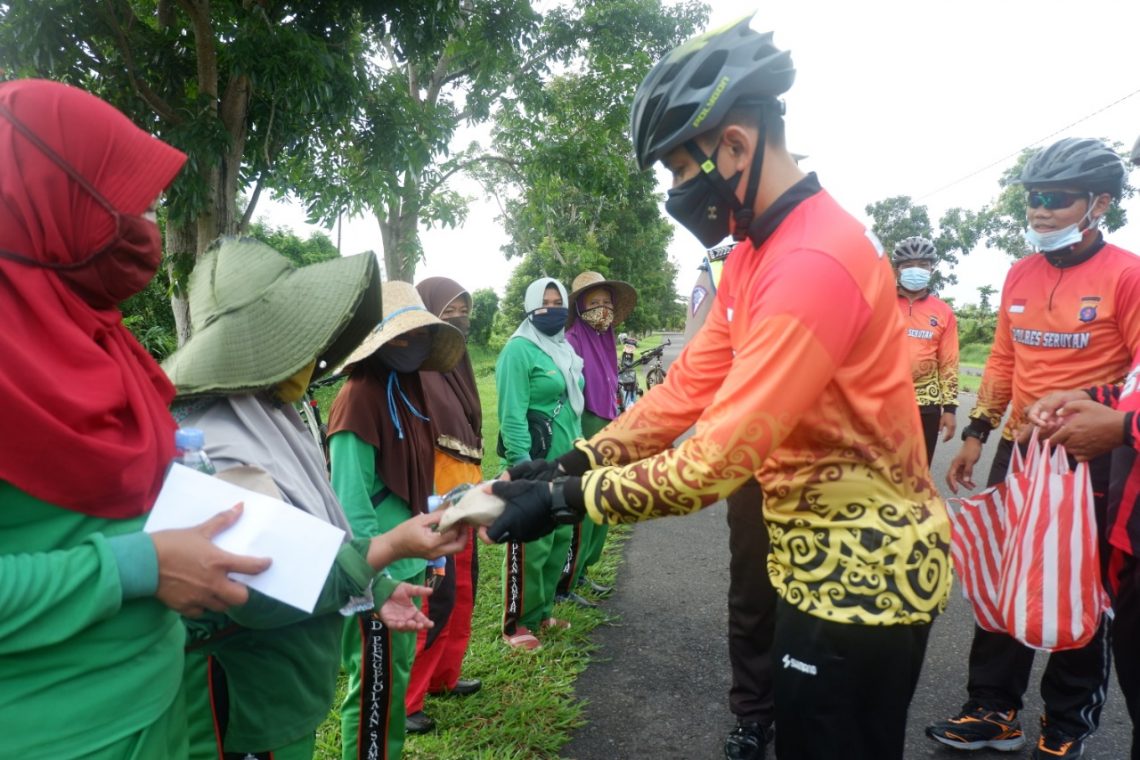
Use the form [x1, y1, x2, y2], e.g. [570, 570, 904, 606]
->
[575, 179, 951, 626]
[897, 293, 959, 408]
[971, 241, 1140, 440]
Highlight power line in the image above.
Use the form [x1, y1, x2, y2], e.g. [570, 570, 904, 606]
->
[915, 85, 1140, 202]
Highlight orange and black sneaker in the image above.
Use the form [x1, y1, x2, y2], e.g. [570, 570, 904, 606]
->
[1032, 717, 1084, 758]
[925, 704, 1026, 751]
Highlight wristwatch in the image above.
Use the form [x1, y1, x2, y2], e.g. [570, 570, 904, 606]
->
[961, 425, 989, 444]
[550, 476, 581, 525]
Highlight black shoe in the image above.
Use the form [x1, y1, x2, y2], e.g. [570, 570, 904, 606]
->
[405, 711, 435, 734]
[578, 576, 614, 596]
[1032, 717, 1084, 758]
[555, 591, 597, 609]
[432, 678, 482, 697]
[925, 704, 1025, 751]
[724, 721, 772, 760]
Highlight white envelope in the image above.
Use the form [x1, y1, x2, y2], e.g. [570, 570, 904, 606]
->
[143, 463, 344, 613]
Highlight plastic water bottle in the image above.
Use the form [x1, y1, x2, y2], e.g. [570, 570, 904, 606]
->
[425, 496, 448, 574]
[175, 428, 216, 475]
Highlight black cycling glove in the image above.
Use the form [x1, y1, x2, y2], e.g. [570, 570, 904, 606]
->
[487, 479, 585, 543]
[505, 459, 561, 483]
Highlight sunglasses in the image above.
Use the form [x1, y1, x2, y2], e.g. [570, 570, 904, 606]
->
[1027, 190, 1090, 210]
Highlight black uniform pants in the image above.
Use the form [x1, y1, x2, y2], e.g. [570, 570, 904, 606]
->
[772, 600, 931, 759]
[726, 479, 776, 726]
[920, 406, 941, 466]
[965, 437, 1114, 739]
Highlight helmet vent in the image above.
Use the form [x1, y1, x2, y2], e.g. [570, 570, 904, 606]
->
[689, 50, 728, 89]
[658, 52, 695, 86]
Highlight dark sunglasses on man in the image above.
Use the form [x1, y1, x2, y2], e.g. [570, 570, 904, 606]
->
[1027, 189, 1091, 210]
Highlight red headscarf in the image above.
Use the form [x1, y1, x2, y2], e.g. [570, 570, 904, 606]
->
[0, 80, 187, 518]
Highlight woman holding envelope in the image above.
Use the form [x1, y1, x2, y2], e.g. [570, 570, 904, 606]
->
[327, 281, 466, 760]
[0, 80, 272, 759]
[163, 239, 469, 760]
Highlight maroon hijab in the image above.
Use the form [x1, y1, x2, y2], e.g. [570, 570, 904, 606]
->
[0, 80, 186, 518]
[416, 277, 483, 463]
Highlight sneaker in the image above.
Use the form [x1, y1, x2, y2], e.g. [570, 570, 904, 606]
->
[724, 720, 772, 760]
[925, 705, 1026, 751]
[1032, 718, 1084, 758]
[405, 710, 435, 734]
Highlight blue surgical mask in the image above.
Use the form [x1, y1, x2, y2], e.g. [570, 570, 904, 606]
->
[898, 268, 931, 292]
[530, 307, 568, 336]
[1024, 200, 1098, 252]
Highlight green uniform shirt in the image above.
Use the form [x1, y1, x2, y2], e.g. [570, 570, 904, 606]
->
[183, 538, 397, 752]
[329, 431, 428, 582]
[495, 336, 584, 464]
[0, 482, 183, 758]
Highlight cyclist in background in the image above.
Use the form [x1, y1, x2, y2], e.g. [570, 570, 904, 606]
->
[893, 236, 959, 465]
[931, 137, 1140, 759]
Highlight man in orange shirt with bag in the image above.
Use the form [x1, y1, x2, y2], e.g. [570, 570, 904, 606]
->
[929, 137, 1140, 759]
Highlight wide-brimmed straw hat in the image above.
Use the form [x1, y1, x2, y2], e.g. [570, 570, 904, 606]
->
[337, 280, 465, 373]
[163, 236, 381, 397]
[566, 271, 637, 327]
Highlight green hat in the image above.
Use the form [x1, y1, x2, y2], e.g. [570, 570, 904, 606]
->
[163, 236, 381, 397]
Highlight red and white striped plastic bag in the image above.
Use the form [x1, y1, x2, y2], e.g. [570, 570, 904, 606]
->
[997, 442, 1108, 651]
[947, 432, 1042, 633]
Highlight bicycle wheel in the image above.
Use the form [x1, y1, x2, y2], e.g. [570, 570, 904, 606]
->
[646, 367, 665, 389]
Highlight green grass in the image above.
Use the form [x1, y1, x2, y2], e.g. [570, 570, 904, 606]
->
[959, 342, 991, 366]
[309, 340, 635, 759]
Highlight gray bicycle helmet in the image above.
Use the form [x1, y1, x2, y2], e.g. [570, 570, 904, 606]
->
[630, 14, 795, 171]
[1017, 137, 1126, 198]
[1130, 133, 1140, 167]
[892, 236, 937, 265]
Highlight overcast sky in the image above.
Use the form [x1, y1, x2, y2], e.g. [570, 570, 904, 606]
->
[258, 0, 1140, 306]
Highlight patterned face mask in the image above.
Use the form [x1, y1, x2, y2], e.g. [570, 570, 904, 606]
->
[580, 305, 614, 333]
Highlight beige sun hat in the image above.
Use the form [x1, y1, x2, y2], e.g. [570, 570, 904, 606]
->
[337, 280, 465, 373]
[566, 271, 637, 327]
[162, 236, 381, 397]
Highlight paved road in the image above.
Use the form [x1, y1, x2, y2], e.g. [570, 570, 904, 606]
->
[562, 334, 1130, 759]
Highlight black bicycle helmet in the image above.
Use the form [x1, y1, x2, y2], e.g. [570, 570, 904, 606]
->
[630, 14, 795, 171]
[892, 236, 937, 265]
[1017, 137, 1126, 198]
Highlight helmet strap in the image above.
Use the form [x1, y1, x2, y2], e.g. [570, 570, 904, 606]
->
[733, 119, 767, 240]
[683, 140, 745, 211]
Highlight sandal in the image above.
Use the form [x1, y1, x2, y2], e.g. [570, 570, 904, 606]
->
[540, 617, 571, 630]
[502, 627, 541, 650]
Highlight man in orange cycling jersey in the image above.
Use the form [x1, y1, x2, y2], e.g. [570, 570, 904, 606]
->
[928, 138, 1140, 759]
[483, 16, 951, 759]
[893, 236, 959, 464]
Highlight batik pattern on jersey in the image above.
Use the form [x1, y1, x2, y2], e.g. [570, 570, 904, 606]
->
[898, 293, 959, 407]
[579, 191, 951, 625]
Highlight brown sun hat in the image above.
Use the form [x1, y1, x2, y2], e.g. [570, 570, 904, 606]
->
[336, 280, 465, 373]
[566, 271, 637, 327]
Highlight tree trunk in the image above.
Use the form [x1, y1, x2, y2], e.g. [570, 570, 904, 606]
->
[377, 210, 422, 282]
[165, 219, 198, 345]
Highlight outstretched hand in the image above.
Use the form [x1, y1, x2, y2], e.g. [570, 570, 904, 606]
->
[1049, 399, 1125, 462]
[377, 582, 434, 631]
[151, 503, 272, 618]
[481, 480, 557, 544]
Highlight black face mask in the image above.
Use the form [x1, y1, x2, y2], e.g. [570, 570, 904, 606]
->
[665, 148, 743, 249]
[444, 315, 471, 340]
[530, 307, 568, 336]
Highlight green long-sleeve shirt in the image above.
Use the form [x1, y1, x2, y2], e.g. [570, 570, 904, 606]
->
[0, 482, 183, 758]
[496, 336, 584, 464]
[329, 431, 427, 582]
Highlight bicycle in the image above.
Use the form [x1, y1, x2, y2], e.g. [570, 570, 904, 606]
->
[643, 339, 670, 389]
[615, 338, 671, 412]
